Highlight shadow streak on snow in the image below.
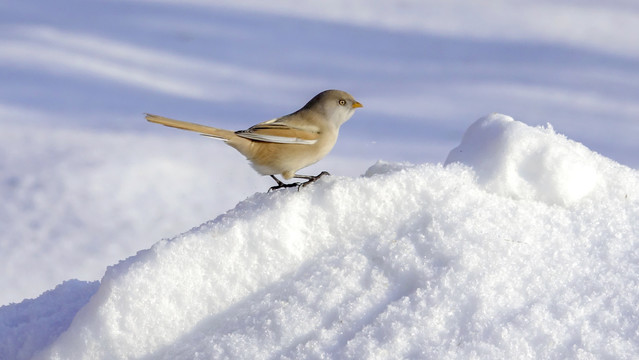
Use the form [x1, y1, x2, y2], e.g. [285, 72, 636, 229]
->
[137, 244, 422, 359]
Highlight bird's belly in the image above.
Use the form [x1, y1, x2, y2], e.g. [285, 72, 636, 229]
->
[247, 141, 333, 178]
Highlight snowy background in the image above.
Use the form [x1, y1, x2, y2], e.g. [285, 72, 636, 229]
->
[1, 0, 638, 358]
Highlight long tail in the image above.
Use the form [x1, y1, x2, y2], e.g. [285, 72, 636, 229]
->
[145, 113, 236, 140]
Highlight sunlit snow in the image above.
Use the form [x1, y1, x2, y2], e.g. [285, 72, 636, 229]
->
[1, 1, 639, 359]
[3, 114, 638, 359]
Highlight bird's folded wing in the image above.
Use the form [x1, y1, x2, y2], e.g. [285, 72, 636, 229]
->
[236, 123, 320, 144]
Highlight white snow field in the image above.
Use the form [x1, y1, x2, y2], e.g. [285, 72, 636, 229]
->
[2, 114, 638, 359]
[2, 0, 639, 306]
[2, 0, 639, 357]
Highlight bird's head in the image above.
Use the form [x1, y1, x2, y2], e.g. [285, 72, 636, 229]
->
[305, 89, 362, 127]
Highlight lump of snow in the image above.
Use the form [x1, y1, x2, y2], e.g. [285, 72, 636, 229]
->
[445, 113, 599, 205]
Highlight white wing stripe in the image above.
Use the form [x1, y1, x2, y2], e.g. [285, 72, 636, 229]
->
[237, 132, 318, 144]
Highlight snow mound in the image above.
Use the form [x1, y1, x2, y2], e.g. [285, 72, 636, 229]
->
[6, 115, 638, 359]
[0, 280, 98, 360]
[445, 113, 601, 205]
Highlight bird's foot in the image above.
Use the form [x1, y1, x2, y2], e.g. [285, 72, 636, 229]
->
[268, 172, 331, 192]
[298, 171, 331, 188]
[268, 174, 301, 192]
[268, 181, 302, 192]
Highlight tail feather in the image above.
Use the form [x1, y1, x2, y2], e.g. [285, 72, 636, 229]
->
[145, 113, 235, 140]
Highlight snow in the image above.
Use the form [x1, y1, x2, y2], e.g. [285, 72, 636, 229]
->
[3, 0, 639, 306]
[445, 114, 601, 206]
[0, 123, 266, 304]
[3, 114, 639, 359]
[1, 0, 639, 358]
[0, 280, 99, 360]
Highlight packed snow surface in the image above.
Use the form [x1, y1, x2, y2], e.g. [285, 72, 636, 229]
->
[3, 114, 637, 359]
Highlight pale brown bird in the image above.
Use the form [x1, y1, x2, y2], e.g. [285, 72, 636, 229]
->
[146, 89, 362, 191]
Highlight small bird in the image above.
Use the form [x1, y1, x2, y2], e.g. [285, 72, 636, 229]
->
[146, 89, 362, 191]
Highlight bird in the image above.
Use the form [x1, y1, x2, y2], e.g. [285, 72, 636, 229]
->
[146, 89, 362, 191]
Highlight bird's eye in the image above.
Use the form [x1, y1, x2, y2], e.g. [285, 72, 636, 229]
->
[338, 99, 347, 106]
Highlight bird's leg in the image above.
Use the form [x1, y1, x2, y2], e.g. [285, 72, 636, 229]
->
[268, 175, 301, 192]
[294, 171, 331, 188]
[268, 172, 331, 192]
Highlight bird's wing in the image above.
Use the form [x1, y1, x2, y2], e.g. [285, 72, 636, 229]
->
[236, 122, 320, 144]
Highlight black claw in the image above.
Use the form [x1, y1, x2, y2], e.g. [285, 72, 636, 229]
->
[268, 182, 301, 192]
[268, 172, 331, 192]
[298, 171, 331, 188]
